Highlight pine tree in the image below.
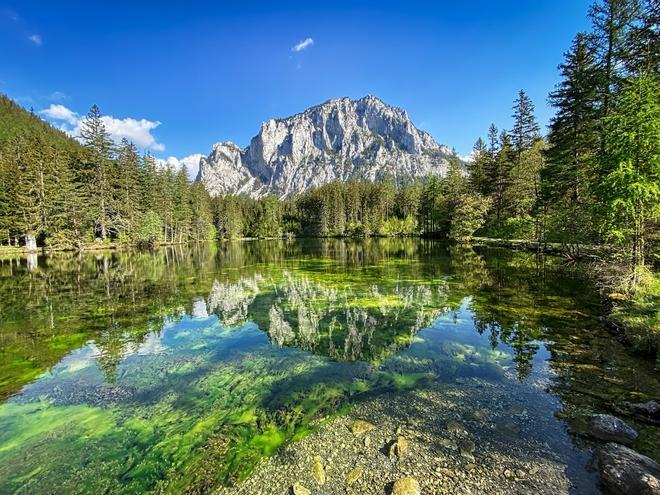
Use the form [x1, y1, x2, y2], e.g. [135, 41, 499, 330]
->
[544, 33, 601, 205]
[78, 104, 116, 240]
[189, 182, 214, 240]
[215, 195, 244, 239]
[115, 138, 141, 239]
[173, 166, 192, 243]
[467, 137, 489, 195]
[625, 0, 659, 76]
[511, 89, 540, 154]
[487, 124, 499, 159]
[484, 124, 500, 197]
[589, 0, 641, 118]
[492, 132, 515, 227]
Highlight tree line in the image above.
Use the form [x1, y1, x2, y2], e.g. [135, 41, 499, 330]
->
[211, 163, 491, 243]
[0, 103, 215, 249]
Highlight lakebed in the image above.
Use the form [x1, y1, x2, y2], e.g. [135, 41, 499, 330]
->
[0, 239, 658, 494]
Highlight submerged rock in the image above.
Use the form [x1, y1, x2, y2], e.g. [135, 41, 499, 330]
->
[585, 414, 639, 445]
[388, 435, 410, 460]
[292, 481, 311, 495]
[622, 400, 660, 425]
[311, 456, 325, 485]
[345, 465, 363, 485]
[391, 476, 421, 495]
[446, 420, 464, 434]
[596, 443, 660, 494]
[458, 438, 476, 454]
[350, 419, 375, 436]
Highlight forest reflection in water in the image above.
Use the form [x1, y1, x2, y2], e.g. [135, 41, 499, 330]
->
[0, 239, 658, 494]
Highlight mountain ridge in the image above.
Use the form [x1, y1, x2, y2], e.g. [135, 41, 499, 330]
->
[197, 95, 459, 198]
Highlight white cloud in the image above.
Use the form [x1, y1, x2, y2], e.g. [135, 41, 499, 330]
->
[28, 34, 41, 45]
[156, 154, 204, 180]
[40, 104, 165, 152]
[40, 104, 79, 125]
[97, 116, 165, 151]
[291, 37, 314, 52]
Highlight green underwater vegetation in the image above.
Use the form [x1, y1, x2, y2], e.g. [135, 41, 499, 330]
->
[0, 239, 658, 493]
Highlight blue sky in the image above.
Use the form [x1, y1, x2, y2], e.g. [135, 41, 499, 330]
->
[1, 1, 592, 175]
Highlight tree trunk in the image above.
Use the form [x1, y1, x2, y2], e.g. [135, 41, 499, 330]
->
[26, 253, 37, 271]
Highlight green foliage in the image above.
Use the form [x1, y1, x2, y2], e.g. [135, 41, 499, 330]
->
[610, 268, 660, 355]
[381, 215, 418, 236]
[595, 75, 660, 265]
[449, 193, 492, 242]
[0, 94, 77, 149]
[470, 0, 659, 282]
[137, 210, 164, 245]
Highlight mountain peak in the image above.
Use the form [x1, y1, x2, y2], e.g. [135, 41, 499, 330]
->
[198, 96, 458, 197]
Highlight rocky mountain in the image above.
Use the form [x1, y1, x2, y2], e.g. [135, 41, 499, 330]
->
[197, 95, 459, 197]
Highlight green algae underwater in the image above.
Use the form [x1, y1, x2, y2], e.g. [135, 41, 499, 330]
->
[0, 239, 658, 494]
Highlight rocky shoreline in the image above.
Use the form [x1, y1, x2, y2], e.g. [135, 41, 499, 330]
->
[216, 374, 603, 494]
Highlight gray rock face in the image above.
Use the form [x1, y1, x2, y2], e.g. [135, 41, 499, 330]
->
[586, 414, 639, 445]
[596, 443, 660, 495]
[197, 96, 458, 198]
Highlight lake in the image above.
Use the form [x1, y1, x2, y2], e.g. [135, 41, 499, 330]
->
[0, 239, 658, 494]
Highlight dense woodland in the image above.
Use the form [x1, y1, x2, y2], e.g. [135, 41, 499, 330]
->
[0, 99, 215, 249]
[0, 0, 657, 278]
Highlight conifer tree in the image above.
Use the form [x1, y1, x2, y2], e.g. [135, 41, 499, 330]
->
[79, 104, 115, 240]
[624, 0, 659, 76]
[484, 124, 500, 197]
[544, 33, 601, 205]
[0, 138, 21, 244]
[116, 138, 141, 239]
[511, 89, 540, 155]
[467, 137, 489, 195]
[589, 0, 640, 118]
[492, 132, 515, 227]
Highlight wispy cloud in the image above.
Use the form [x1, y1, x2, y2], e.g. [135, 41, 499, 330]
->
[49, 91, 68, 101]
[28, 34, 42, 45]
[4, 9, 19, 22]
[41, 104, 78, 125]
[40, 104, 165, 152]
[291, 37, 314, 52]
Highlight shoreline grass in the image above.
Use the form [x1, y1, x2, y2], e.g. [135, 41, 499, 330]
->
[609, 271, 660, 360]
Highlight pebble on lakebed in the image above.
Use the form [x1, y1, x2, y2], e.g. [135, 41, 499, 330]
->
[392, 476, 421, 495]
[291, 481, 310, 495]
[388, 435, 410, 460]
[350, 419, 375, 436]
[311, 456, 325, 485]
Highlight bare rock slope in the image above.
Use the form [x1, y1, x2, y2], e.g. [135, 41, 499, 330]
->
[197, 96, 458, 197]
